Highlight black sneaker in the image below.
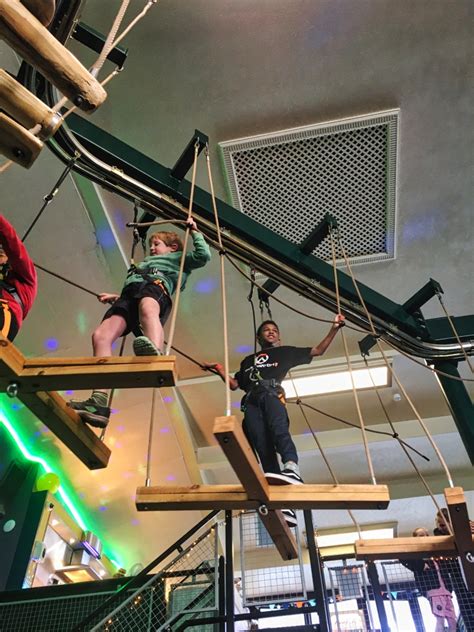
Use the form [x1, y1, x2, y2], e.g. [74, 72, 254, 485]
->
[68, 399, 110, 428]
[133, 336, 162, 356]
[281, 509, 297, 527]
[265, 470, 304, 485]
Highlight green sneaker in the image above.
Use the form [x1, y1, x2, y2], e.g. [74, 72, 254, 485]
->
[133, 336, 162, 356]
[68, 398, 110, 428]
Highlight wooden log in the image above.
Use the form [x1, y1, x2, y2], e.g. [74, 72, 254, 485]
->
[355, 535, 461, 561]
[0, 0, 106, 112]
[0, 111, 43, 167]
[0, 355, 177, 392]
[0, 68, 63, 139]
[18, 390, 110, 470]
[259, 510, 299, 560]
[445, 487, 474, 591]
[20, 0, 56, 27]
[135, 483, 390, 510]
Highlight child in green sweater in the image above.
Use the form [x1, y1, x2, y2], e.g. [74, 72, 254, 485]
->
[70, 219, 211, 427]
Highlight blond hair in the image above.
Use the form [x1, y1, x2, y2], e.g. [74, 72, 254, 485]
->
[148, 231, 183, 251]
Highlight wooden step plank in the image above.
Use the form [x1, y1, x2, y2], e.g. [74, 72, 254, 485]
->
[259, 510, 299, 560]
[24, 356, 174, 367]
[0, 111, 43, 167]
[445, 487, 474, 591]
[18, 390, 110, 470]
[355, 535, 474, 561]
[0, 335, 24, 376]
[0, 356, 177, 392]
[213, 415, 270, 500]
[136, 483, 390, 510]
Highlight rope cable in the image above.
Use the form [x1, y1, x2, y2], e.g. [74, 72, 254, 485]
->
[89, 0, 130, 79]
[165, 143, 199, 355]
[329, 229, 377, 485]
[435, 291, 473, 373]
[205, 145, 232, 416]
[335, 229, 455, 488]
[145, 387, 160, 486]
[22, 154, 80, 242]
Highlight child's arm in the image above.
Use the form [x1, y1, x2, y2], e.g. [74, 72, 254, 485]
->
[310, 314, 345, 357]
[202, 362, 240, 391]
[0, 214, 36, 286]
[185, 220, 211, 270]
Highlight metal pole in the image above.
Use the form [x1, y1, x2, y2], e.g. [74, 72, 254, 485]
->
[366, 561, 391, 632]
[303, 510, 331, 632]
[433, 360, 474, 464]
[225, 510, 235, 632]
[218, 555, 226, 632]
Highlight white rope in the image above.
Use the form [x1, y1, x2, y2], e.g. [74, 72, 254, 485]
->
[90, 0, 130, 79]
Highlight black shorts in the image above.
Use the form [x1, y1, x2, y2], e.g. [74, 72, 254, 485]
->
[102, 282, 172, 337]
[0, 300, 19, 341]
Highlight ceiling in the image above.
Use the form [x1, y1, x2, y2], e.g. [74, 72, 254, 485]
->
[0, 0, 473, 571]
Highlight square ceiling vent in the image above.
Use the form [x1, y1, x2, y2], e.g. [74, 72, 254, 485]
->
[219, 109, 399, 265]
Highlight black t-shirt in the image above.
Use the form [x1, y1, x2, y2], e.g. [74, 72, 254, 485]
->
[235, 345, 312, 392]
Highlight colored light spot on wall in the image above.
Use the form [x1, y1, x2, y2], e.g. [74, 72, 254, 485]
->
[99, 505, 108, 512]
[235, 344, 253, 354]
[160, 427, 170, 434]
[76, 311, 88, 335]
[193, 278, 218, 294]
[40, 425, 49, 433]
[34, 430, 41, 437]
[110, 408, 118, 415]
[122, 471, 134, 479]
[44, 338, 58, 351]
[65, 390, 74, 396]
[162, 396, 173, 403]
[111, 341, 118, 351]
[166, 474, 176, 482]
[96, 227, 116, 249]
[115, 441, 122, 449]
[116, 425, 125, 433]
[131, 518, 140, 526]
[11, 403, 23, 410]
[231, 401, 241, 409]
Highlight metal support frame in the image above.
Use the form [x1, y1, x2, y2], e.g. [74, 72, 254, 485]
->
[224, 510, 235, 632]
[303, 510, 331, 632]
[72, 22, 128, 68]
[366, 561, 391, 632]
[171, 130, 208, 181]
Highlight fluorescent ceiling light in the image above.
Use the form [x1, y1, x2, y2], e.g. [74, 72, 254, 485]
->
[282, 366, 388, 398]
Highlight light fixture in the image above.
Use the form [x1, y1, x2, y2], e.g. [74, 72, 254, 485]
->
[80, 531, 102, 559]
[316, 526, 394, 548]
[282, 366, 389, 398]
[54, 564, 102, 584]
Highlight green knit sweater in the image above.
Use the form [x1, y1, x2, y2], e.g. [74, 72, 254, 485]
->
[123, 232, 211, 296]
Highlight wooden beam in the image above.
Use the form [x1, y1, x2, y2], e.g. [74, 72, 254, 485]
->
[355, 535, 460, 560]
[213, 415, 270, 500]
[0, 69, 63, 139]
[445, 487, 474, 591]
[0, 335, 24, 376]
[0, 111, 43, 167]
[0, 0, 107, 112]
[0, 352, 177, 392]
[136, 485, 298, 560]
[21, 0, 56, 27]
[18, 390, 110, 470]
[135, 483, 390, 510]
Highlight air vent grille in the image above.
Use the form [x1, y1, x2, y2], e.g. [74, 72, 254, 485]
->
[219, 110, 399, 265]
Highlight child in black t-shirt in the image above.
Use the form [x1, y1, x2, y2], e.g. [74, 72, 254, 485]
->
[205, 315, 344, 524]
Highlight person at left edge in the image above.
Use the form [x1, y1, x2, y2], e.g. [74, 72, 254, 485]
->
[0, 214, 37, 341]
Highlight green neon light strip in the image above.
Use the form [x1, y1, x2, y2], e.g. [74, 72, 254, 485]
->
[0, 411, 122, 569]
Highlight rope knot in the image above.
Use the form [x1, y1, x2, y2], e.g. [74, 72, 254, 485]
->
[392, 432, 399, 439]
[218, 248, 226, 256]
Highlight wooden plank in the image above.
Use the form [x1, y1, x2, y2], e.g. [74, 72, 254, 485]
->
[135, 483, 390, 510]
[0, 356, 177, 392]
[213, 415, 270, 500]
[0, 69, 62, 139]
[0, 334, 24, 376]
[355, 534, 474, 561]
[445, 486, 474, 591]
[18, 390, 110, 470]
[0, 111, 43, 167]
[0, 0, 107, 112]
[259, 510, 298, 560]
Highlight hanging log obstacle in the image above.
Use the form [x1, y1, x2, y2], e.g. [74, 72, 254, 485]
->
[137, 416, 390, 561]
[0, 0, 106, 112]
[0, 336, 177, 392]
[0, 69, 63, 140]
[0, 111, 43, 167]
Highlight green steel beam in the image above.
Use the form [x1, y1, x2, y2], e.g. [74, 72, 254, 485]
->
[66, 113, 423, 337]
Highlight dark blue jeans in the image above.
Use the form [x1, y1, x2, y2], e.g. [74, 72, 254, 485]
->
[242, 389, 298, 474]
